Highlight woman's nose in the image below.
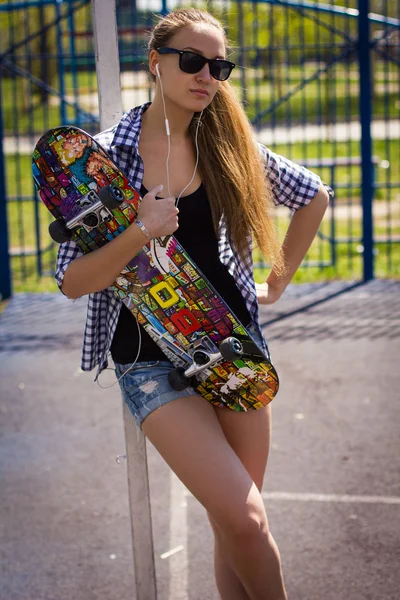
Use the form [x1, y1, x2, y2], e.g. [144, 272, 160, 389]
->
[196, 63, 212, 81]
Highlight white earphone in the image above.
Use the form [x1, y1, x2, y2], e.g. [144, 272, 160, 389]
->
[156, 62, 170, 137]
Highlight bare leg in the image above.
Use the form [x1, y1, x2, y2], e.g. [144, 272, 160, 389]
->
[208, 514, 250, 600]
[218, 519, 287, 600]
[207, 501, 287, 600]
[141, 396, 287, 600]
[208, 403, 287, 599]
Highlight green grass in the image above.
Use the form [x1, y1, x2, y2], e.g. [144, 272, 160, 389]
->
[266, 139, 400, 202]
[242, 82, 399, 127]
[4, 113, 399, 293]
[236, 62, 399, 86]
[0, 299, 10, 315]
[232, 57, 396, 124]
[3, 65, 399, 135]
[10, 256, 59, 293]
[8, 196, 400, 294]
[253, 212, 400, 284]
[6, 139, 400, 200]
[2, 71, 99, 136]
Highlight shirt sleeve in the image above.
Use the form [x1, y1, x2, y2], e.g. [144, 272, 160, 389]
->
[258, 143, 333, 211]
[55, 240, 83, 297]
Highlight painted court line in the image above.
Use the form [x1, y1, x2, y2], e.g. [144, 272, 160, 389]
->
[167, 472, 188, 597]
[183, 489, 400, 505]
[262, 492, 400, 505]
[161, 545, 184, 560]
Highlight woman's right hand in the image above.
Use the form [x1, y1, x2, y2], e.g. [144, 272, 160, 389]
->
[137, 184, 179, 238]
[62, 184, 179, 299]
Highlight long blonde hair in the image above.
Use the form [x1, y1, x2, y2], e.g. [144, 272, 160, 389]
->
[148, 8, 285, 274]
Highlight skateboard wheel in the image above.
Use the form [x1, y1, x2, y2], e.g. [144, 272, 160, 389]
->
[99, 185, 124, 209]
[219, 337, 244, 361]
[48, 219, 72, 243]
[168, 368, 194, 392]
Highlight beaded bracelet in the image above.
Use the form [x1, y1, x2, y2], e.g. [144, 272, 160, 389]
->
[135, 219, 152, 242]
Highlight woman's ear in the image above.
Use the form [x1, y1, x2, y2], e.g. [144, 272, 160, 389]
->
[148, 49, 159, 78]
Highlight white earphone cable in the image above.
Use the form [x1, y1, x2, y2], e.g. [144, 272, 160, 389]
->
[158, 66, 171, 196]
[176, 113, 202, 208]
[96, 311, 142, 389]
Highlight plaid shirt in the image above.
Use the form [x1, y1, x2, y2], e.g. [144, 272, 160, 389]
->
[55, 101, 332, 379]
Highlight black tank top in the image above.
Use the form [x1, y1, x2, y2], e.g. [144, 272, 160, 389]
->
[110, 182, 251, 364]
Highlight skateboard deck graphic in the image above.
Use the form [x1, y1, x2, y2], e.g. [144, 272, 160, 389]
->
[32, 126, 279, 410]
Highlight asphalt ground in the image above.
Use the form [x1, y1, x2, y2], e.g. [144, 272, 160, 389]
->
[1, 280, 399, 600]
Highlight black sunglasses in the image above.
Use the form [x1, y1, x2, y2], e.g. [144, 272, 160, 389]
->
[157, 47, 236, 81]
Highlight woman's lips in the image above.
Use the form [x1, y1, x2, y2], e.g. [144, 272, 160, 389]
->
[190, 89, 209, 97]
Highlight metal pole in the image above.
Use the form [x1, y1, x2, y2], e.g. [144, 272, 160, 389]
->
[91, 2, 157, 599]
[0, 77, 12, 300]
[91, 0, 123, 130]
[55, 0, 67, 125]
[161, 0, 168, 17]
[67, 0, 79, 124]
[357, 0, 374, 281]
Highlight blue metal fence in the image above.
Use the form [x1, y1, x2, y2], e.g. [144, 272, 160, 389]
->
[0, 0, 399, 299]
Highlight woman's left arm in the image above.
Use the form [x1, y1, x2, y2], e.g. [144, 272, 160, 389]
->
[256, 184, 330, 305]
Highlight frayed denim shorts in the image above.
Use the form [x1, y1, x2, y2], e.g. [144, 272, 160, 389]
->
[114, 322, 268, 430]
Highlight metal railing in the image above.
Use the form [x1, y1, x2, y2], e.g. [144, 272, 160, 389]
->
[0, 0, 399, 299]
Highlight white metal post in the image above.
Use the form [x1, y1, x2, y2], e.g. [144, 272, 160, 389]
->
[91, 0, 123, 130]
[91, 2, 157, 598]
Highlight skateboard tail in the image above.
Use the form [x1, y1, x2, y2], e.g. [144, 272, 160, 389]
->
[32, 126, 142, 226]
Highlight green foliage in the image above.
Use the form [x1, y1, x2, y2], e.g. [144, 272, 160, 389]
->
[1, 4, 58, 105]
[0, 1, 93, 107]
[2, 0, 399, 291]
[209, 1, 360, 68]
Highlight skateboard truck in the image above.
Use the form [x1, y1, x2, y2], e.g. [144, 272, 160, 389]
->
[168, 336, 244, 391]
[49, 185, 124, 243]
[68, 189, 112, 231]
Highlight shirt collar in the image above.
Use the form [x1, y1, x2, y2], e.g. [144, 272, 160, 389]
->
[110, 101, 152, 152]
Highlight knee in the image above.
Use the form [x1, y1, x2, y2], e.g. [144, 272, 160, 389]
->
[209, 505, 269, 542]
[229, 509, 268, 541]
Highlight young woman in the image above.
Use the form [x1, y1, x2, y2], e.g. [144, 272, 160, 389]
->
[56, 8, 331, 600]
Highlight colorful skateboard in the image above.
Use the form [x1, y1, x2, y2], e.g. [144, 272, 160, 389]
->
[32, 126, 279, 411]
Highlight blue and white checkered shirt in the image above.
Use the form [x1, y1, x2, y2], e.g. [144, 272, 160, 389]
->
[55, 101, 331, 378]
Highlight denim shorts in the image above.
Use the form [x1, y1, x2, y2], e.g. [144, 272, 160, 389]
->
[114, 322, 269, 430]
